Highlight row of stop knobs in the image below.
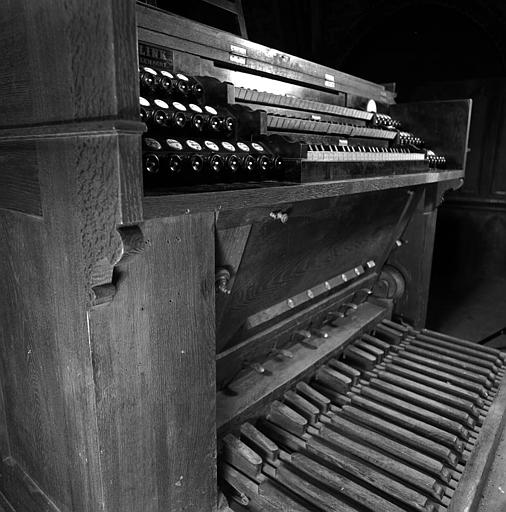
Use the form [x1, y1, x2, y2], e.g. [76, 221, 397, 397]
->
[144, 151, 284, 180]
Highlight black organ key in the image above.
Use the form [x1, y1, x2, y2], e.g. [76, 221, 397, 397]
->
[327, 359, 361, 386]
[413, 333, 502, 367]
[315, 366, 352, 393]
[295, 381, 331, 413]
[328, 414, 451, 481]
[360, 384, 472, 436]
[402, 344, 496, 380]
[366, 378, 476, 429]
[222, 434, 263, 479]
[421, 328, 506, 362]
[291, 453, 407, 512]
[397, 350, 492, 388]
[314, 425, 445, 501]
[355, 340, 385, 362]
[283, 390, 320, 424]
[373, 324, 403, 344]
[390, 357, 489, 397]
[344, 346, 377, 370]
[240, 423, 279, 462]
[341, 405, 459, 468]
[266, 400, 307, 436]
[344, 397, 463, 457]
[273, 463, 361, 512]
[311, 382, 352, 406]
[361, 333, 392, 352]
[381, 319, 410, 335]
[305, 437, 438, 512]
[383, 362, 484, 407]
[374, 369, 480, 417]
[222, 463, 312, 512]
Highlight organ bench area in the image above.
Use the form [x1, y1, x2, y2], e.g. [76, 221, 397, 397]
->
[0, 2, 504, 512]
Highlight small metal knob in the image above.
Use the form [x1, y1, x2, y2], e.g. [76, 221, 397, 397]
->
[310, 328, 329, 339]
[215, 268, 231, 295]
[271, 348, 294, 359]
[269, 210, 289, 223]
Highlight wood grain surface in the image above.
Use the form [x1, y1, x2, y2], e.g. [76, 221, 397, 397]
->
[216, 190, 408, 347]
[0, 0, 139, 128]
[0, 141, 41, 216]
[88, 214, 216, 512]
[143, 170, 466, 218]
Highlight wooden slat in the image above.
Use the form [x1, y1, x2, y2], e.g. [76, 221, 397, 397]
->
[143, 171, 466, 218]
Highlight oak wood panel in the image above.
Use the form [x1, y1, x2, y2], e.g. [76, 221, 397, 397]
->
[390, 100, 472, 170]
[143, 170, 466, 218]
[216, 191, 409, 347]
[88, 214, 216, 512]
[0, 141, 41, 216]
[0, 0, 139, 128]
[1, 132, 146, 511]
[0, 210, 72, 511]
[37, 138, 109, 512]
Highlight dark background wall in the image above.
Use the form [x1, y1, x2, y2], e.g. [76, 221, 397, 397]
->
[154, 0, 506, 341]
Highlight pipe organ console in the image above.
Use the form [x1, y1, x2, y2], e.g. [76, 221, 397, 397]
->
[0, 2, 503, 512]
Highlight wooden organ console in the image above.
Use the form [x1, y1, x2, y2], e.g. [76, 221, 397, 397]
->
[0, 2, 504, 512]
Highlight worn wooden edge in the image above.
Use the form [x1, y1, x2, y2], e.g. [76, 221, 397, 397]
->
[0, 120, 145, 141]
[0, 491, 15, 512]
[216, 302, 387, 433]
[143, 170, 465, 218]
[447, 372, 506, 512]
[0, 457, 62, 512]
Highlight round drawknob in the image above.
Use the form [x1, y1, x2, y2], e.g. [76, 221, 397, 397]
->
[209, 115, 222, 132]
[167, 154, 183, 174]
[191, 82, 204, 98]
[156, 75, 173, 93]
[143, 154, 159, 174]
[176, 80, 188, 95]
[192, 114, 204, 131]
[190, 155, 204, 173]
[223, 116, 235, 133]
[243, 155, 256, 173]
[227, 154, 241, 174]
[153, 109, 168, 127]
[174, 112, 187, 129]
[140, 71, 155, 90]
[258, 155, 271, 172]
[209, 154, 223, 174]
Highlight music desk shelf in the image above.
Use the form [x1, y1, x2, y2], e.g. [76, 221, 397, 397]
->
[143, 169, 465, 218]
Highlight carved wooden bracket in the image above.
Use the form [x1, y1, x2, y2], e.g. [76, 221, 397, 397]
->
[90, 225, 145, 306]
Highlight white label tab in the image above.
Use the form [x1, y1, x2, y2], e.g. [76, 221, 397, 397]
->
[324, 80, 336, 88]
[325, 73, 335, 82]
[230, 54, 246, 65]
[230, 44, 247, 56]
